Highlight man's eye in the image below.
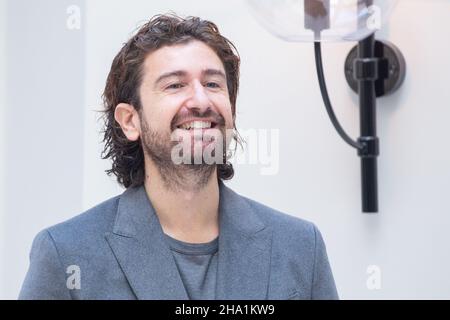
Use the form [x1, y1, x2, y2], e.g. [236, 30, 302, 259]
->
[167, 83, 184, 89]
[206, 82, 220, 88]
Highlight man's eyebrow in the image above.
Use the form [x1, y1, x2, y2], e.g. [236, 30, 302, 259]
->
[154, 70, 187, 88]
[202, 68, 226, 80]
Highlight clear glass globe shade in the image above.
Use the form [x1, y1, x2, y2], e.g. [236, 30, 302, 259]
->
[246, 0, 398, 42]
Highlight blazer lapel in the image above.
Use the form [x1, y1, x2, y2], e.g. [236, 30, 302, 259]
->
[104, 182, 273, 300]
[104, 186, 188, 300]
[215, 182, 273, 300]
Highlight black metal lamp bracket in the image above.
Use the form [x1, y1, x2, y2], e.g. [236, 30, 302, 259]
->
[314, 34, 406, 213]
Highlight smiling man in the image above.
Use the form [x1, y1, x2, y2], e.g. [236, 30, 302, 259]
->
[19, 14, 338, 300]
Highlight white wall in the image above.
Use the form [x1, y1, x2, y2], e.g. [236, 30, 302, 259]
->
[0, 0, 7, 300]
[1, 0, 450, 299]
[0, 0, 86, 299]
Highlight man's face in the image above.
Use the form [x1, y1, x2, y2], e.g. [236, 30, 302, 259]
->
[137, 40, 234, 182]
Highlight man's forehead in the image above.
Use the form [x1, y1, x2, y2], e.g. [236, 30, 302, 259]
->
[142, 40, 225, 80]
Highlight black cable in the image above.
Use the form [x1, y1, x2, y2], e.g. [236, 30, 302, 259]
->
[314, 41, 363, 151]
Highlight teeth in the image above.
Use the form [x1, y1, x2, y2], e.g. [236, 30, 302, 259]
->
[179, 121, 212, 130]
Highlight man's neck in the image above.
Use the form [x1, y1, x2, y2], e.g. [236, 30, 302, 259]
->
[143, 161, 220, 244]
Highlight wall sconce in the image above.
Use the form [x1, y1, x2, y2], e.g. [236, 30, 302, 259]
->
[247, 0, 406, 213]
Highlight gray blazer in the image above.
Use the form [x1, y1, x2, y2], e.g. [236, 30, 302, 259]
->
[19, 182, 338, 300]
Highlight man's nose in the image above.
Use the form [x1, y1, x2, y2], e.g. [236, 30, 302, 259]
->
[184, 81, 211, 112]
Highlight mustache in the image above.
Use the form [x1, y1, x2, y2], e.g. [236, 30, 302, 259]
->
[171, 109, 226, 130]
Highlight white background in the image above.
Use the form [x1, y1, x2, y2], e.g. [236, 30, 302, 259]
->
[1, 0, 450, 299]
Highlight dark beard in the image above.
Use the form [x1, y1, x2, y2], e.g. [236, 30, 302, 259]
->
[140, 118, 220, 192]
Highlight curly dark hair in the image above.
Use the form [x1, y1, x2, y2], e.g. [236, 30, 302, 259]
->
[101, 14, 241, 188]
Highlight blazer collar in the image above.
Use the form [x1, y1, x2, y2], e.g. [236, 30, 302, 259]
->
[105, 181, 272, 300]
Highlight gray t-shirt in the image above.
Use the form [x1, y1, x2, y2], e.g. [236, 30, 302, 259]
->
[164, 233, 219, 300]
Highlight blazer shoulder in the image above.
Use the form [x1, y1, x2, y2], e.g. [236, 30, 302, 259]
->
[45, 194, 121, 247]
[241, 194, 317, 238]
[20, 195, 122, 299]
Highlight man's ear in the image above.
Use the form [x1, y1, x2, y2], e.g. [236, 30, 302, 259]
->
[114, 103, 141, 141]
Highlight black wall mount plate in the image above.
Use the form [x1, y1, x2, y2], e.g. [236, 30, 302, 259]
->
[345, 40, 406, 98]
